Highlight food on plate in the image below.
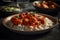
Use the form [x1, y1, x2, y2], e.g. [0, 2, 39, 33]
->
[9, 12, 53, 31]
[2, 6, 22, 12]
[33, 1, 58, 9]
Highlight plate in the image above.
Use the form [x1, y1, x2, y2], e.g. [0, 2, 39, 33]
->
[3, 13, 58, 34]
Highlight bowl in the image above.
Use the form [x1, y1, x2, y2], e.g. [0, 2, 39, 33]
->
[2, 12, 58, 34]
[33, 1, 60, 16]
[0, 3, 23, 18]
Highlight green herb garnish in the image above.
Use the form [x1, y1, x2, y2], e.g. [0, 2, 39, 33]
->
[30, 12, 36, 15]
[4, 6, 21, 12]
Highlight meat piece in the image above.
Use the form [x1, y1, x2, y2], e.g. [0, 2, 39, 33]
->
[42, 3, 49, 8]
[38, 16, 45, 24]
[35, 3, 41, 7]
[23, 18, 29, 22]
[42, 1, 48, 5]
[19, 13, 26, 19]
[51, 5, 55, 8]
[11, 16, 17, 21]
[31, 16, 37, 22]
[22, 18, 30, 26]
[19, 14, 24, 19]
[11, 17, 22, 25]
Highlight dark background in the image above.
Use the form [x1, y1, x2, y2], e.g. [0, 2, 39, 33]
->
[0, 0, 60, 40]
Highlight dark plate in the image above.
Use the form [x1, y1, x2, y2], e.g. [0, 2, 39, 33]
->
[33, 1, 60, 16]
[2, 12, 58, 35]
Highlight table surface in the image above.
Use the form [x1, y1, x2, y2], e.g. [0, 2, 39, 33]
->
[0, 2, 60, 40]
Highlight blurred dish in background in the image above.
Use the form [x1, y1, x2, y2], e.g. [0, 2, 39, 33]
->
[33, 1, 60, 16]
[33, 1, 59, 9]
[1, 6, 22, 12]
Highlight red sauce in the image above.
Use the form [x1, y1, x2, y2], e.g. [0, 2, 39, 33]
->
[11, 12, 45, 28]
